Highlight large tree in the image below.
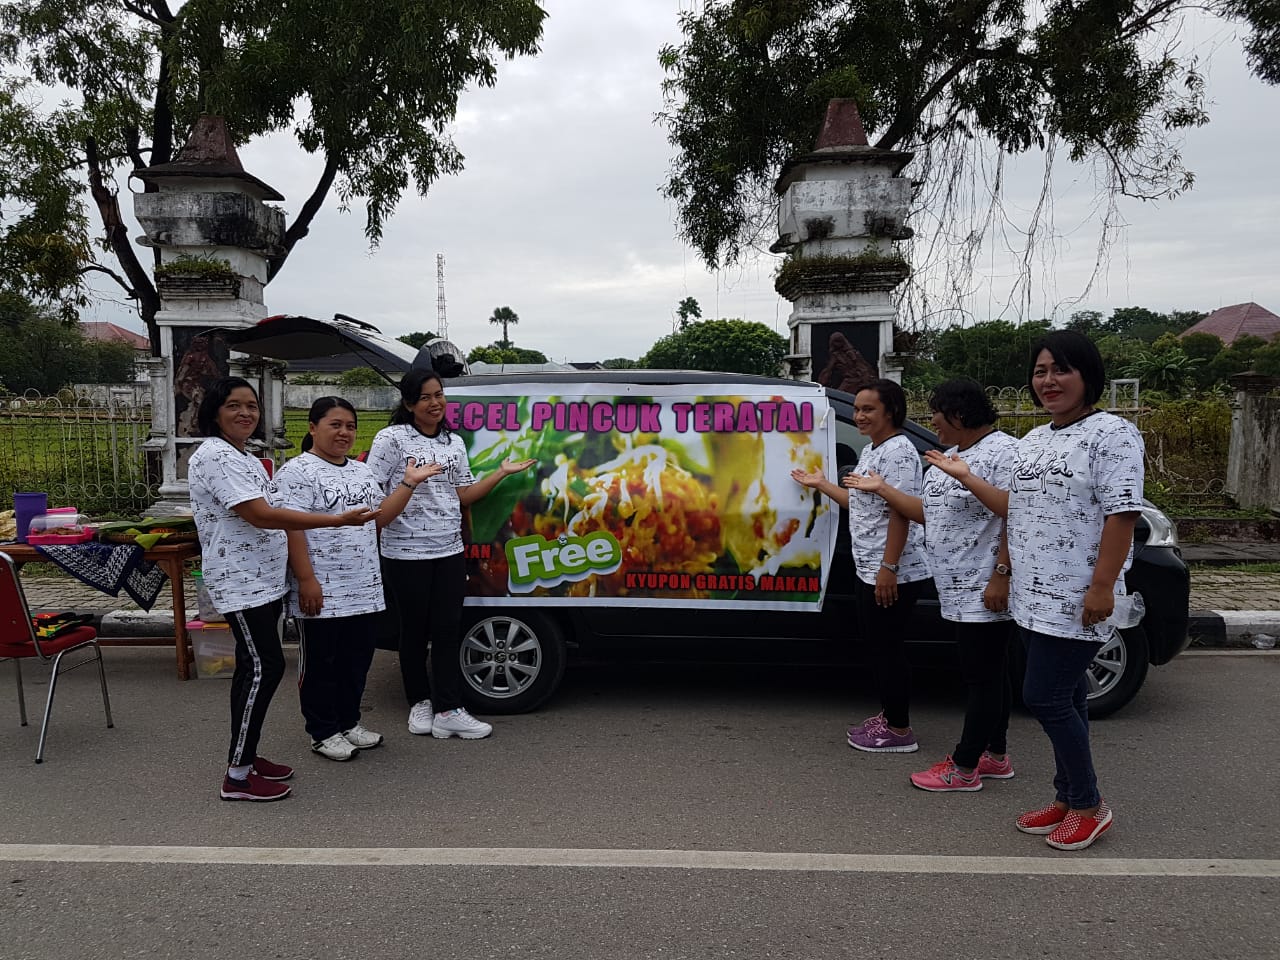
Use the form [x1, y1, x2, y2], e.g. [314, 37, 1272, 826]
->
[0, 0, 546, 350]
[659, 1, 1277, 275]
[641, 319, 788, 377]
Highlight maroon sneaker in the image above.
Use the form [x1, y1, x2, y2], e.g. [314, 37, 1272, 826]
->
[221, 772, 291, 802]
[252, 756, 294, 781]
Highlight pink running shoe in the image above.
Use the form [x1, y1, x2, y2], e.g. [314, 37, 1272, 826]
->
[910, 756, 981, 792]
[1046, 803, 1113, 851]
[848, 723, 918, 753]
[1016, 802, 1068, 835]
[846, 712, 886, 744]
[976, 752, 1015, 780]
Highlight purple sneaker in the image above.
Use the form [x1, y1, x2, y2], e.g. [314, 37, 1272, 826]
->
[846, 712, 886, 743]
[848, 723, 919, 753]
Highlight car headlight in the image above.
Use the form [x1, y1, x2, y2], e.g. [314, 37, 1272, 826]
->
[1138, 501, 1179, 548]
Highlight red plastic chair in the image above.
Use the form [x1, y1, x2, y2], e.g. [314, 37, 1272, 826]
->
[0, 551, 114, 762]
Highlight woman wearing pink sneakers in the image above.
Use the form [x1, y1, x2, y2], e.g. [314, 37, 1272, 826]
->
[846, 378, 1018, 793]
[929, 332, 1142, 850]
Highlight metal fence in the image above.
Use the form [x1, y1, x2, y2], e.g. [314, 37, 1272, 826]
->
[0, 391, 157, 516]
[904, 386, 1232, 509]
[0, 385, 1233, 517]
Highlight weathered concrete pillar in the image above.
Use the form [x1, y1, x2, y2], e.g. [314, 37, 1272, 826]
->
[772, 100, 914, 389]
[132, 117, 287, 510]
[1227, 373, 1280, 511]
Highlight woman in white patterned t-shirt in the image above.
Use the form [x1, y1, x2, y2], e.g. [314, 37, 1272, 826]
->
[188, 378, 378, 803]
[275, 396, 440, 763]
[847, 379, 1018, 793]
[927, 332, 1143, 851]
[791, 379, 932, 754]
[367, 368, 535, 742]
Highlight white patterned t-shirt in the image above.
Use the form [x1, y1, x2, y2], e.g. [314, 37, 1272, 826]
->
[920, 431, 1017, 623]
[274, 452, 385, 619]
[188, 437, 288, 614]
[366, 424, 475, 560]
[848, 433, 930, 586]
[1007, 412, 1145, 642]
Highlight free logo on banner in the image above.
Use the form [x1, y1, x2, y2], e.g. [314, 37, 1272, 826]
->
[506, 532, 622, 592]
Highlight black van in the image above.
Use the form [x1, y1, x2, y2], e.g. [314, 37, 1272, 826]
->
[439, 371, 1190, 720]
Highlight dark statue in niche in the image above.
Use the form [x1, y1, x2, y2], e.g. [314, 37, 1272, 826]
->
[814, 330, 878, 394]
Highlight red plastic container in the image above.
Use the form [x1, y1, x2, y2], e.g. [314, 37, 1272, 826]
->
[26, 508, 95, 545]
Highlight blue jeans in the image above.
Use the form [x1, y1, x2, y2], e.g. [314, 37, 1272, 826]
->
[1021, 627, 1102, 809]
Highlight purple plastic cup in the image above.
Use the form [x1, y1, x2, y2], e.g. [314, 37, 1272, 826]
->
[13, 492, 48, 543]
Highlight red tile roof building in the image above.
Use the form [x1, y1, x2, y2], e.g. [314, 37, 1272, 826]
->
[1179, 302, 1280, 345]
[79, 322, 151, 350]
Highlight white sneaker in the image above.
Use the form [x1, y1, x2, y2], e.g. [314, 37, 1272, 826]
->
[431, 708, 492, 740]
[408, 699, 433, 735]
[311, 733, 357, 761]
[341, 723, 384, 749]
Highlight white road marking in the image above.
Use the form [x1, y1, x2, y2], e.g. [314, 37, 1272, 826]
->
[1, 844, 1278, 877]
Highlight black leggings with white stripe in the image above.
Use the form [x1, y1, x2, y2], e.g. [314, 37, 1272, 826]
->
[226, 599, 286, 767]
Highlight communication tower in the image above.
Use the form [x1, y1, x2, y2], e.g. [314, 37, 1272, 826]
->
[436, 253, 448, 339]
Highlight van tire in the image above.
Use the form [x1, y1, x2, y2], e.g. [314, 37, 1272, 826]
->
[458, 610, 567, 714]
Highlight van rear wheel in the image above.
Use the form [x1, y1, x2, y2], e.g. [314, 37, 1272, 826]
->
[459, 611, 566, 714]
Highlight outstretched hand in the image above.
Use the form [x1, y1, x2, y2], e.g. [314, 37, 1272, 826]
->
[790, 467, 827, 489]
[403, 457, 443, 487]
[499, 457, 537, 477]
[843, 470, 885, 495]
[337, 507, 380, 526]
[924, 449, 971, 479]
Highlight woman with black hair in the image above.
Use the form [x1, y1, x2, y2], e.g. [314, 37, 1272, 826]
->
[367, 369, 535, 740]
[274, 397, 440, 762]
[791, 379, 931, 753]
[928, 331, 1143, 850]
[188, 378, 378, 802]
[846, 379, 1018, 791]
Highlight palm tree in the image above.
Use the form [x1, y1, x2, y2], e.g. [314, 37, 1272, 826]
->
[488, 306, 519, 348]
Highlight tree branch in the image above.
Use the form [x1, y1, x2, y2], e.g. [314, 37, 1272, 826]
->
[1119, 0, 1185, 41]
[121, 1, 165, 27]
[80, 263, 136, 297]
[876, 54, 977, 150]
[268, 154, 340, 282]
[123, 124, 146, 173]
[86, 135, 161, 353]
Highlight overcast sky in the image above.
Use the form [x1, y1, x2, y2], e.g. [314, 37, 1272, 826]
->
[91, 1, 1280, 362]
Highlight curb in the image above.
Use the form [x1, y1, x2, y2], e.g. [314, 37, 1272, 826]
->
[1189, 610, 1280, 648]
[34, 606, 1280, 650]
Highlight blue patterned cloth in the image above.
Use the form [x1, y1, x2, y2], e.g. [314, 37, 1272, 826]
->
[33, 542, 168, 610]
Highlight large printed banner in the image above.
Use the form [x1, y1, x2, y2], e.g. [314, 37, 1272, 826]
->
[446, 382, 838, 611]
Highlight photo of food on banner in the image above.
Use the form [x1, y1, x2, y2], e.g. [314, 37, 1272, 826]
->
[450, 388, 837, 607]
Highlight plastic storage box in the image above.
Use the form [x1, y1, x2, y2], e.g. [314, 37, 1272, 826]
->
[26, 508, 95, 544]
[188, 620, 236, 679]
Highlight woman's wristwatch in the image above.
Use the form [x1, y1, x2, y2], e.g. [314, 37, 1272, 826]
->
[880, 561, 900, 574]
[993, 563, 1012, 576]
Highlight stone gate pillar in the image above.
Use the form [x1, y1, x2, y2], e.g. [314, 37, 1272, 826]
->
[772, 100, 914, 388]
[132, 116, 287, 511]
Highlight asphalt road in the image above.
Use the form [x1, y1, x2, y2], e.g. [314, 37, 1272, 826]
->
[2, 647, 1278, 959]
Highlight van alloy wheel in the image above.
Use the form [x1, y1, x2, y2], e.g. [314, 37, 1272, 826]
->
[459, 611, 567, 714]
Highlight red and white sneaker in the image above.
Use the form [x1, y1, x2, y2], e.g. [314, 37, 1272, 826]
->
[910, 756, 982, 792]
[220, 772, 292, 802]
[1046, 803, 1113, 851]
[976, 752, 1015, 779]
[1016, 802, 1068, 835]
[252, 756, 294, 781]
